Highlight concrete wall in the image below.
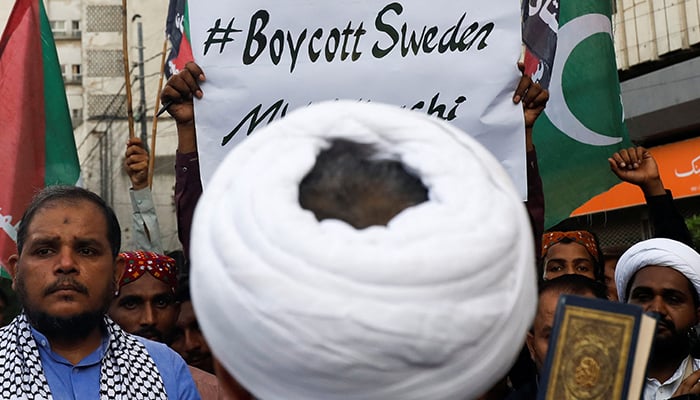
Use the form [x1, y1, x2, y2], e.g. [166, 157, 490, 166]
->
[621, 56, 700, 142]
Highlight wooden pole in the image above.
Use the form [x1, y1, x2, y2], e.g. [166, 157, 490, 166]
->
[121, 0, 135, 139]
[148, 38, 169, 189]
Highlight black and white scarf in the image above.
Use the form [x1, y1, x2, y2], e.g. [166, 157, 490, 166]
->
[0, 313, 168, 399]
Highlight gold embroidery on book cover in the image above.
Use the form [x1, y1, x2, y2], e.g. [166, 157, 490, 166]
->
[545, 305, 635, 400]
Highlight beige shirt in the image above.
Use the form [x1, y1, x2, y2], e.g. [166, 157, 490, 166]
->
[188, 366, 222, 400]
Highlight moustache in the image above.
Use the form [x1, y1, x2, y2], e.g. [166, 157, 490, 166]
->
[646, 311, 676, 333]
[43, 278, 89, 296]
[134, 327, 163, 341]
[657, 318, 676, 332]
[187, 350, 206, 358]
[185, 349, 211, 364]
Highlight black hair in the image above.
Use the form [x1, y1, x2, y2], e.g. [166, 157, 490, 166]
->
[166, 250, 192, 303]
[175, 283, 191, 303]
[539, 274, 608, 300]
[540, 230, 606, 284]
[298, 139, 428, 229]
[16, 185, 121, 259]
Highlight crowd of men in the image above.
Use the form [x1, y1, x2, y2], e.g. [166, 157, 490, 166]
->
[0, 58, 698, 399]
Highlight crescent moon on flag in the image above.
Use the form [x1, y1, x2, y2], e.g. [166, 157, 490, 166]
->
[546, 13, 623, 146]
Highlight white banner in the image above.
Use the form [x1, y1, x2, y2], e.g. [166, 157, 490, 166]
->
[189, 1, 527, 196]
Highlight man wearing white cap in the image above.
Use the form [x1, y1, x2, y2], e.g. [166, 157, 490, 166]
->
[188, 99, 538, 400]
[615, 238, 700, 399]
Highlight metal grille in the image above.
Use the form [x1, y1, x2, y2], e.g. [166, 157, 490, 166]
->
[552, 195, 700, 254]
[676, 197, 700, 219]
[88, 94, 126, 119]
[594, 213, 648, 251]
[86, 50, 124, 77]
[153, 155, 176, 177]
[86, 5, 123, 33]
[552, 206, 649, 253]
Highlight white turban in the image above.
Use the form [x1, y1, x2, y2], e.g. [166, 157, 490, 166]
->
[616, 238, 700, 302]
[190, 101, 536, 400]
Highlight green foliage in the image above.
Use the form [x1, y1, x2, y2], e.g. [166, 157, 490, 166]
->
[687, 215, 700, 250]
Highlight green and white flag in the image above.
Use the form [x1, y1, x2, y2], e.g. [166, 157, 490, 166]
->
[533, 0, 631, 228]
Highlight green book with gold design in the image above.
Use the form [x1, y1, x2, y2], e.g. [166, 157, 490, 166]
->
[537, 295, 656, 400]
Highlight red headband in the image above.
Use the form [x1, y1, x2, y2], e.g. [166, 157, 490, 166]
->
[541, 231, 600, 262]
[118, 251, 178, 293]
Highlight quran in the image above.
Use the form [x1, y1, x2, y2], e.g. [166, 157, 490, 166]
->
[538, 295, 656, 400]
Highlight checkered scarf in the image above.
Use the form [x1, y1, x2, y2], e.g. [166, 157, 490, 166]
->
[0, 313, 168, 399]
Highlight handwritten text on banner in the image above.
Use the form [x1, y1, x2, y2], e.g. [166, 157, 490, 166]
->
[188, 1, 526, 196]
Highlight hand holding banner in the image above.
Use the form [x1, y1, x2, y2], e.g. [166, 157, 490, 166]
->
[187, 1, 528, 196]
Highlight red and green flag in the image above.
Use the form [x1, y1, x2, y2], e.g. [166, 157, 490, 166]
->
[522, 0, 559, 89]
[532, 0, 632, 228]
[0, 0, 81, 276]
[165, 0, 193, 78]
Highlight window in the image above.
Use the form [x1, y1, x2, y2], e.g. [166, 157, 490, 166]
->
[68, 64, 82, 84]
[70, 20, 81, 38]
[71, 108, 83, 127]
[49, 20, 65, 33]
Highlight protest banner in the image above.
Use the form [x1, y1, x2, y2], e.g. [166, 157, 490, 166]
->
[188, 1, 526, 196]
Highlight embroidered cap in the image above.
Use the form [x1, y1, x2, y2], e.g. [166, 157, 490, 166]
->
[118, 251, 177, 293]
[541, 230, 600, 262]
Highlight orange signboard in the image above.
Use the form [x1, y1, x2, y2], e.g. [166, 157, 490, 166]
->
[572, 136, 700, 215]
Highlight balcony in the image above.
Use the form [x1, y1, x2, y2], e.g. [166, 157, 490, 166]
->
[614, 0, 700, 70]
[52, 30, 82, 40]
[63, 74, 83, 85]
[71, 109, 83, 128]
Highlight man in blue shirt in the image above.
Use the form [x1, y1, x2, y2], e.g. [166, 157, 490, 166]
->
[1, 186, 200, 399]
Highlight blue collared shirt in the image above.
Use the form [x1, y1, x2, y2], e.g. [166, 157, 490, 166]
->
[31, 326, 201, 399]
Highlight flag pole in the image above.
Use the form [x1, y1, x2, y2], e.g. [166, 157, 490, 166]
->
[121, 0, 135, 139]
[148, 38, 169, 189]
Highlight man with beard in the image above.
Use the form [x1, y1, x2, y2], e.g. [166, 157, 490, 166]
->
[172, 284, 245, 399]
[109, 251, 224, 399]
[108, 250, 179, 343]
[1, 186, 199, 399]
[615, 238, 700, 399]
[171, 284, 214, 374]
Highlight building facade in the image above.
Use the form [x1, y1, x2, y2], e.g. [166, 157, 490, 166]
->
[0, 0, 182, 251]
